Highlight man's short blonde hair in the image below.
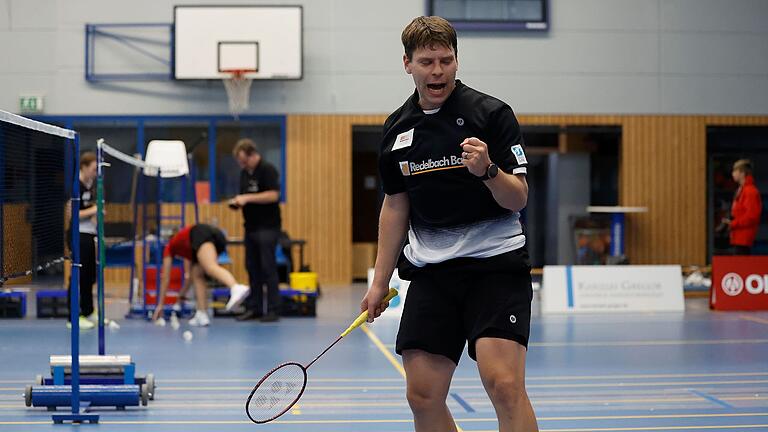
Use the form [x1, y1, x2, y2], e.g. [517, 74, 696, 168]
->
[401, 16, 458, 61]
[232, 138, 258, 157]
[733, 159, 753, 175]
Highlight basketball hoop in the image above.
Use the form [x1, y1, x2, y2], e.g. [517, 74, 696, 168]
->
[222, 69, 254, 118]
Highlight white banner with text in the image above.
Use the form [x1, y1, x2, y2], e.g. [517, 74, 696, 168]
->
[542, 265, 684, 313]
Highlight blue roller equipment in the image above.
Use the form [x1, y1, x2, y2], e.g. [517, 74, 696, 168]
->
[25, 384, 148, 409]
[36, 355, 156, 400]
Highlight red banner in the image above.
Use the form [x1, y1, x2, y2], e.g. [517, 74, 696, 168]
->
[710, 256, 768, 311]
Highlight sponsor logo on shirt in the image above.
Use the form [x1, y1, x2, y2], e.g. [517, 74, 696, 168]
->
[392, 128, 415, 151]
[511, 144, 527, 165]
[400, 155, 464, 176]
[247, 179, 259, 193]
[399, 161, 411, 176]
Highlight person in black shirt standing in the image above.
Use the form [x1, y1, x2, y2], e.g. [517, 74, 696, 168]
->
[229, 138, 282, 322]
[67, 152, 97, 330]
[360, 16, 538, 432]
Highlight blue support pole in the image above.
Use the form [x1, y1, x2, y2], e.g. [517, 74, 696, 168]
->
[280, 115, 287, 203]
[610, 212, 625, 257]
[55, 133, 98, 423]
[154, 172, 162, 311]
[189, 156, 199, 224]
[207, 121, 216, 201]
[69, 133, 81, 415]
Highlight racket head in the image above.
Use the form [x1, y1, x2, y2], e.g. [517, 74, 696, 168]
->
[245, 362, 308, 424]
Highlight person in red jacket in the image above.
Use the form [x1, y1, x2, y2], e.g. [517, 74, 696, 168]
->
[151, 224, 250, 326]
[725, 159, 762, 255]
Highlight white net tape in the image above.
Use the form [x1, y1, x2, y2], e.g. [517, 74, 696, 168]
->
[223, 73, 253, 118]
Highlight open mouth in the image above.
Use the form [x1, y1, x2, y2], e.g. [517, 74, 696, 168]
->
[427, 83, 447, 91]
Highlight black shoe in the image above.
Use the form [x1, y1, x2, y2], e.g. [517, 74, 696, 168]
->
[259, 313, 280, 323]
[235, 310, 261, 321]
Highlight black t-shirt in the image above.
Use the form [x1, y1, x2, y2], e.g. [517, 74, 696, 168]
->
[239, 160, 281, 230]
[378, 80, 529, 265]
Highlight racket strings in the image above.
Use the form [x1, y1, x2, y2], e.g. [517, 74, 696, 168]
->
[247, 363, 306, 422]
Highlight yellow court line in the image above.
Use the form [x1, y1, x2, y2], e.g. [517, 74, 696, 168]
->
[3, 413, 768, 426]
[534, 426, 768, 432]
[134, 378, 768, 392]
[382, 339, 768, 349]
[39, 394, 761, 410]
[360, 324, 406, 379]
[741, 315, 768, 325]
[360, 324, 470, 430]
[11, 370, 757, 385]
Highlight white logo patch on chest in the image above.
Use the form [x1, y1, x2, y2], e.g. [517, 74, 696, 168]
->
[392, 128, 415, 151]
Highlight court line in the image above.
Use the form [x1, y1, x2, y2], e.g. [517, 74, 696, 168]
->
[27, 394, 758, 410]
[361, 324, 465, 432]
[384, 339, 768, 348]
[360, 324, 405, 378]
[93, 378, 768, 392]
[450, 393, 475, 413]
[4, 412, 768, 426]
[740, 315, 768, 325]
[533, 426, 768, 432]
[688, 389, 735, 409]
[5, 371, 755, 385]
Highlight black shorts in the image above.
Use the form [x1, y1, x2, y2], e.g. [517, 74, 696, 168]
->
[395, 248, 533, 365]
[189, 224, 227, 263]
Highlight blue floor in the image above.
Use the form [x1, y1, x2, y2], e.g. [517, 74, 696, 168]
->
[1, 286, 767, 431]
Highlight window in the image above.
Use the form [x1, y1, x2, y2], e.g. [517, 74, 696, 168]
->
[215, 121, 284, 201]
[75, 123, 137, 203]
[427, 0, 548, 31]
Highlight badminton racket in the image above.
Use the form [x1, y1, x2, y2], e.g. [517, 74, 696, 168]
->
[244, 287, 398, 424]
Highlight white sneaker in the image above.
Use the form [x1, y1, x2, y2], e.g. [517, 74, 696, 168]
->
[66, 316, 95, 330]
[188, 311, 210, 327]
[225, 284, 251, 311]
[87, 311, 111, 325]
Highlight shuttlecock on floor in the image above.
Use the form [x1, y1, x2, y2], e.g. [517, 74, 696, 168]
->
[108, 320, 121, 330]
[154, 317, 166, 327]
[170, 312, 180, 330]
[183, 330, 193, 342]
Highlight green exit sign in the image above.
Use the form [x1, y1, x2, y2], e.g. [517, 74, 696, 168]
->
[19, 95, 45, 113]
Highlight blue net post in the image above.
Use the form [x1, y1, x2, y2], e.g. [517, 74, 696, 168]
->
[70, 133, 81, 413]
[55, 132, 98, 423]
[154, 170, 162, 315]
[189, 154, 199, 224]
[69, 134, 82, 414]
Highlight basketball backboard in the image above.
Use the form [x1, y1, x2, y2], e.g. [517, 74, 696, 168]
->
[173, 5, 302, 80]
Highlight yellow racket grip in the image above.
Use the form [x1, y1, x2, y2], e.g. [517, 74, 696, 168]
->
[341, 288, 398, 337]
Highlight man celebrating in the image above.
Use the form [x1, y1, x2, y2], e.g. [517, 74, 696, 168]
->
[360, 16, 538, 432]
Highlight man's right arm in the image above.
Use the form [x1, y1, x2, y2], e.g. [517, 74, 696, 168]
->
[362, 192, 410, 322]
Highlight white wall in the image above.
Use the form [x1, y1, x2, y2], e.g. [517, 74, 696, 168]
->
[1, 0, 767, 115]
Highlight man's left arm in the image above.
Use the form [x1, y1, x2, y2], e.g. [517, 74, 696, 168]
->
[460, 105, 528, 211]
[461, 137, 528, 211]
